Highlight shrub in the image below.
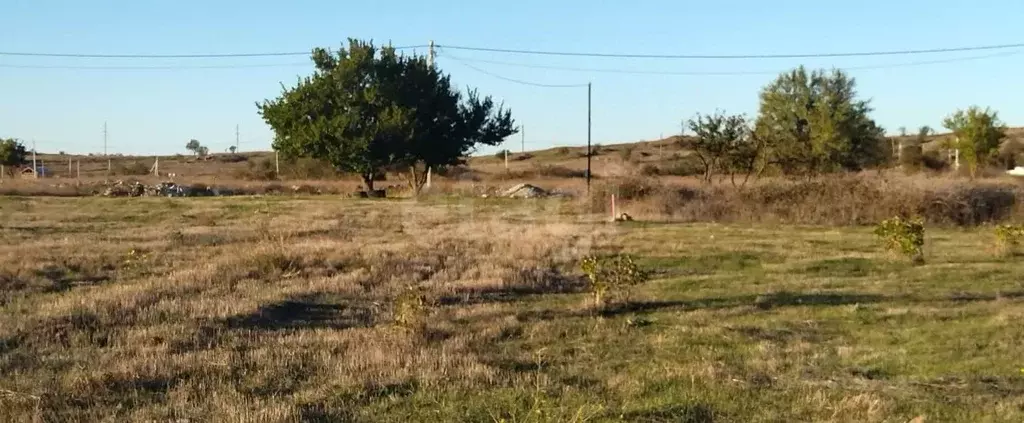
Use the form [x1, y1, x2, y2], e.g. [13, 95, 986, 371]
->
[899, 143, 924, 173]
[117, 161, 151, 176]
[873, 216, 925, 264]
[494, 149, 511, 160]
[579, 254, 650, 307]
[238, 158, 278, 180]
[994, 224, 1024, 256]
[556, 147, 571, 156]
[513, 153, 533, 161]
[659, 156, 704, 177]
[921, 150, 949, 171]
[640, 164, 660, 176]
[620, 145, 635, 162]
[217, 154, 248, 163]
[283, 157, 340, 179]
[535, 164, 587, 178]
[393, 285, 429, 329]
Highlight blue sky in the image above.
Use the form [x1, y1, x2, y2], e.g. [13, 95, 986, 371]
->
[2, 0, 1023, 156]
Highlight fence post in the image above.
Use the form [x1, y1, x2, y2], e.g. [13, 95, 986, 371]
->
[611, 194, 616, 221]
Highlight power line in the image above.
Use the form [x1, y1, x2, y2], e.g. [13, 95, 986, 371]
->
[442, 54, 588, 88]
[0, 62, 313, 70]
[442, 50, 1024, 76]
[438, 41, 1024, 60]
[0, 44, 429, 59]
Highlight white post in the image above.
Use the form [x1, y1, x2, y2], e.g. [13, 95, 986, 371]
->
[611, 194, 617, 221]
[425, 166, 432, 189]
[32, 140, 37, 179]
[275, 151, 280, 176]
[1, 165, 4, 181]
[77, 160, 80, 179]
[504, 149, 509, 169]
[153, 157, 160, 177]
[68, 157, 72, 176]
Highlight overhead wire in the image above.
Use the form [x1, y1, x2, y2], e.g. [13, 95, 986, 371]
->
[0, 62, 313, 70]
[441, 50, 1024, 76]
[440, 52, 588, 88]
[0, 44, 430, 59]
[437, 41, 1024, 59]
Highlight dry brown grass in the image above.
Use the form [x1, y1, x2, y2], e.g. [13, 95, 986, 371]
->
[592, 172, 1024, 226]
[0, 196, 609, 421]
[2, 196, 1023, 421]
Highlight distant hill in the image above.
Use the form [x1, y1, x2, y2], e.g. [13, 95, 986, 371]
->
[24, 128, 1023, 181]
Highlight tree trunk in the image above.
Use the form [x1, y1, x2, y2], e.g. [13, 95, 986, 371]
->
[362, 173, 375, 191]
[408, 164, 428, 196]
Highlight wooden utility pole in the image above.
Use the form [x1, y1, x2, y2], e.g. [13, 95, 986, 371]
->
[521, 125, 525, 154]
[586, 82, 592, 192]
[32, 140, 37, 179]
[104, 122, 110, 174]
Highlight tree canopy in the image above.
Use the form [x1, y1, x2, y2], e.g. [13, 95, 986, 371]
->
[257, 38, 517, 192]
[942, 106, 1007, 178]
[185, 139, 202, 155]
[754, 66, 886, 175]
[685, 111, 762, 186]
[0, 138, 29, 174]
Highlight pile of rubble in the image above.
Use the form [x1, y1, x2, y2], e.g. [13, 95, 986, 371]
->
[98, 180, 223, 198]
[489, 183, 573, 199]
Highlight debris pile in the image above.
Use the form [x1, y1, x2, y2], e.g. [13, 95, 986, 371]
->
[494, 183, 573, 199]
[98, 180, 222, 198]
[501, 183, 549, 198]
[101, 180, 146, 197]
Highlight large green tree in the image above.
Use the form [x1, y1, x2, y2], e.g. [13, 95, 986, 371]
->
[257, 38, 516, 192]
[942, 106, 1007, 178]
[0, 138, 29, 175]
[754, 66, 886, 176]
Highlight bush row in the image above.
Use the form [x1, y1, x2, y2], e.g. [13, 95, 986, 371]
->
[589, 175, 1024, 227]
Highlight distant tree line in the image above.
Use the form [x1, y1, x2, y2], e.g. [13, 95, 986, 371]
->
[684, 66, 1010, 184]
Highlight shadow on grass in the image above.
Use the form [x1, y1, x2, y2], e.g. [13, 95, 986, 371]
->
[34, 263, 114, 293]
[223, 293, 376, 331]
[437, 267, 588, 306]
[517, 291, 890, 321]
[800, 257, 888, 277]
[619, 403, 717, 423]
[642, 251, 784, 277]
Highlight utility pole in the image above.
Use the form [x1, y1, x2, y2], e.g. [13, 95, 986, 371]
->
[104, 122, 111, 174]
[521, 125, 525, 154]
[235, 124, 240, 151]
[32, 140, 37, 179]
[427, 40, 435, 68]
[586, 82, 592, 192]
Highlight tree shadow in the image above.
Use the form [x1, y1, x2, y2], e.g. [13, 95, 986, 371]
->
[223, 293, 376, 331]
[34, 264, 113, 293]
[618, 403, 717, 423]
[516, 291, 890, 321]
[436, 267, 588, 307]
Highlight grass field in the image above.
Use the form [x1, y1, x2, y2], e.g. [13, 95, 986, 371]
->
[1, 196, 1023, 422]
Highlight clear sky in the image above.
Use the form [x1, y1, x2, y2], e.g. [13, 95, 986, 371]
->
[2, 0, 1023, 156]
